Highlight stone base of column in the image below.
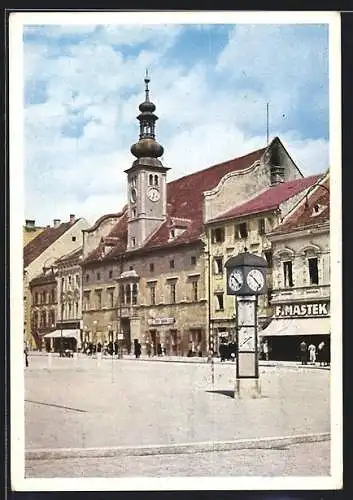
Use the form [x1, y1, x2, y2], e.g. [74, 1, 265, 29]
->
[234, 378, 262, 399]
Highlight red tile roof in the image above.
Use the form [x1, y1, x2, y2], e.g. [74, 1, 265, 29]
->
[81, 147, 267, 264]
[271, 180, 330, 235]
[29, 270, 57, 287]
[24, 220, 78, 268]
[209, 175, 322, 223]
[55, 246, 83, 265]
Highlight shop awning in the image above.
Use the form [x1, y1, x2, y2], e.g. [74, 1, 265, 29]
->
[260, 318, 330, 337]
[43, 329, 80, 339]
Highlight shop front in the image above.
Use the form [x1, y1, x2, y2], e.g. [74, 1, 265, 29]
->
[260, 300, 330, 361]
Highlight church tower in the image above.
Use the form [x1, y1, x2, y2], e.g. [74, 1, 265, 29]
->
[125, 72, 169, 250]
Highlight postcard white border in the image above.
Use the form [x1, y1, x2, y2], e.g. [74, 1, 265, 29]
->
[10, 10, 342, 491]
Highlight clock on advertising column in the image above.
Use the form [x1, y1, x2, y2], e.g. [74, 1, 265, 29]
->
[225, 249, 268, 296]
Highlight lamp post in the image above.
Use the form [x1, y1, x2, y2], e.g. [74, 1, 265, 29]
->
[60, 281, 64, 357]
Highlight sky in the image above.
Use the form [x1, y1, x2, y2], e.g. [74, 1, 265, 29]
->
[22, 20, 330, 226]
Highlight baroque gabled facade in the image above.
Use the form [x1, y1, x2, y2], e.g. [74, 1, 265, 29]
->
[204, 173, 322, 353]
[79, 75, 319, 357]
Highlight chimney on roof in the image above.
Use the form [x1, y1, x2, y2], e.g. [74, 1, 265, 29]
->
[25, 219, 35, 228]
[69, 214, 75, 222]
[53, 219, 61, 228]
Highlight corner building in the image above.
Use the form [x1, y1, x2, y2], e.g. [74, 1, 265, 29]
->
[81, 75, 314, 356]
[261, 173, 330, 360]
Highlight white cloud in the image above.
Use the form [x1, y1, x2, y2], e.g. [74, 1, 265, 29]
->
[21, 23, 330, 226]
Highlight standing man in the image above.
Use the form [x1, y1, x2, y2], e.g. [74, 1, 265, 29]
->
[24, 346, 29, 368]
[263, 340, 269, 361]
[308, 342, 316, 365]
[299, 339, 308, 365]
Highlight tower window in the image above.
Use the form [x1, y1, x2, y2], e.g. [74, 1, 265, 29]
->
[149, 263, 154, 272]
[170, 259, 175, 269]
[154, 175, 159, 186]
[283, 261, 294, 288]
[149, 174, 153, 186]
[308, 257, 319, 285]
[72, 236, 76, 242]
[131, 237, 136, 247]
[132, 208, 136, 218]
[191, 256, 196, 266]
[215, 293, 224, 311]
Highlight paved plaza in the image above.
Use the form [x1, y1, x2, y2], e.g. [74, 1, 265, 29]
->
[24, 354, 330, 477]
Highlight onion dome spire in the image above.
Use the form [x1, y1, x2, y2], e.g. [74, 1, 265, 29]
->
[131, 71, 164, 161]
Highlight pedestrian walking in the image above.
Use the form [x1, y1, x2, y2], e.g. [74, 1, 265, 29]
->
[146, 342, 152, 357]
[299, 340, 308, 365]
[157, 343, 162, 357]
[134, 339, 141, 359]
[24, 347, 29, 368]
[263, 340, 269, 361]
[308, 343, 316, 364]
[219, 340, 226, 362]
[317, 341, 325, 366]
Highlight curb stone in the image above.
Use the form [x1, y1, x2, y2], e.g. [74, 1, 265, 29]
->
[26, 432, 330, 461]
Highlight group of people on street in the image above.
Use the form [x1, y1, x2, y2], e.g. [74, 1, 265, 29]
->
[299, 339, 330, 366]
[82, 340, 120, 357]
[219, 340, 237, 362]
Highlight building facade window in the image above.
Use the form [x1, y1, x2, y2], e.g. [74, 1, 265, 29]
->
[97, 272, 101, 281]
[170, 259, 175, 269]
[170, 282, 176, 303]
[41, 310, 47, 327]
[132, 283, 138, 305]
[76, 274, 80, 287]
[35, 292, 39, 305]
[308, 257, 319, 285]
[108, 289, 114, 308]
[191, 256, 196, 265]
[126, 284, 131, 305]
[215, 293, 224, 311]
[131, 237, 136, 247]
[149, 284, 156, 305]
[68, 275, 72, 286]
[95, 290, 102, 309]
[149, 263, 154, 272]
[50, 309, 55, 327]
[264, 250, 273, 268]
[74, 301, 79, 317]
[211, 228, 225, 243]
[119, 285, 125, 304]
[214, 256, 223, 274]
[51, 289, 56, 303]
[283, 261, 294, 288]
[68, 302, 72, 318]
[235, 222, 248, 239]
[83, 291, 91, 310]
[192, 281, 198, 301]
[258, 218, 266, 235]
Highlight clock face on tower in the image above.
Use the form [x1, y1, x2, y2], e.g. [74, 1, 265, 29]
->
[228, 269, 244, 292]
[147, 187, 160, 202]
[246, 269, 265, 292]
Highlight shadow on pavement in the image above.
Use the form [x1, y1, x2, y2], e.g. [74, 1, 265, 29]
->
[206, 389, 235, 399]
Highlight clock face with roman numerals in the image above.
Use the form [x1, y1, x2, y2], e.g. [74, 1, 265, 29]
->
[147, 187, 160, 202]
[228, 269, 244, 292]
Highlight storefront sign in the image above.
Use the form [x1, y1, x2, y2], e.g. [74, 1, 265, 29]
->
[275, 301, 329, 318]
[147, 317, 175, 326]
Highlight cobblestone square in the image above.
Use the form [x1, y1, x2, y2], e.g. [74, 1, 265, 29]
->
[25, 355, 330, 477]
